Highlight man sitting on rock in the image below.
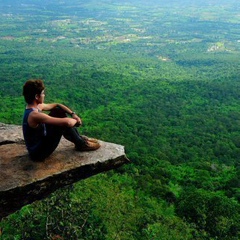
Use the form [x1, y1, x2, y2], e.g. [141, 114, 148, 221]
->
[22, 79, 100, 161]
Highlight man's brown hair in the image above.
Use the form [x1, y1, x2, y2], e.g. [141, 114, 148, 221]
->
[23, 79, 45, 104]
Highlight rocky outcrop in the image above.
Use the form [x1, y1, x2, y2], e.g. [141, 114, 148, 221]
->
[0, 123, 130, 220]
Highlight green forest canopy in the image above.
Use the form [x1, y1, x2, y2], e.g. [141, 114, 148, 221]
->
[0, 0, 239, 239]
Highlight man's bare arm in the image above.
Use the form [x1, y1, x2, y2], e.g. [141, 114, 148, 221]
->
[28, 111, 77, 128]
[39, 103, 82, 125]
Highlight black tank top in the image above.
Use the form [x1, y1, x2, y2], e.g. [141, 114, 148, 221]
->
[22, 108, 46, 154]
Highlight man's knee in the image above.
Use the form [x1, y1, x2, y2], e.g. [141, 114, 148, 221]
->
[49, 107, 67, 118]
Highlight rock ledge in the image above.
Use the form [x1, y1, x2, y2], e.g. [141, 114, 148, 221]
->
[0, 123, 130, 220]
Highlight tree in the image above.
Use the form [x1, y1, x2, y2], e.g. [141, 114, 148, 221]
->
[176, 188, 240, 239]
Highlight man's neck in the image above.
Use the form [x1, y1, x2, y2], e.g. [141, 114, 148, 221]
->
[26, 102, 39, 110]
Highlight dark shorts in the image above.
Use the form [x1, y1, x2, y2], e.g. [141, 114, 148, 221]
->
[29, 108, 66, 161]
[29, 124, 63, 161]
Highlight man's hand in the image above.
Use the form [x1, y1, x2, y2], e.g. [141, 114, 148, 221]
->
[72, 114, 82, 126]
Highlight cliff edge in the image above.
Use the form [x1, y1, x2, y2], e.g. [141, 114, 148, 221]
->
[0, 123, 130, 220]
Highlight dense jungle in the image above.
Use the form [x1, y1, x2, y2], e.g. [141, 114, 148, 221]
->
[0, 0, 240, 239]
